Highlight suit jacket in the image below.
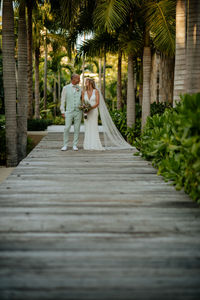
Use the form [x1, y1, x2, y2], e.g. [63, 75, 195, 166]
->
[60, 83, 82, 113]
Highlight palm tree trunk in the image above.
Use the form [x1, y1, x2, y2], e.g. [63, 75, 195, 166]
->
[98, 57, 102, 92]
[173, 0, 186, 104]
[117, 50, 122, 110]
[58, 68, 61, 103]
[186, 0, 200, 94]
[159, 53, 174, 104]
[127, 53, 135, 127]
[2, 0, 18, 166]
[34, 46, 40, 119]
[103, 51, 106, 99]
[142, 31, 151, 130]
[44, 28, 47, 111]
[82, 56, 85, 89]
[53, 79, 57, 118]
[17, 1, 28, 162]
[139, 62, 143, 106]
[150, 52, 160, 104]
[27, 0, 33, 119]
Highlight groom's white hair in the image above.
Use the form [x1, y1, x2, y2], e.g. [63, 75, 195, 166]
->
[71, 74, 79, 80]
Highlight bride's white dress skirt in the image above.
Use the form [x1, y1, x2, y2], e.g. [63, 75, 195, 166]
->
[83, 90, 104, 151]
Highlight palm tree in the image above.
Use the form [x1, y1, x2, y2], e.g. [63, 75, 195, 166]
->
[2, 0, 18, 166]
[17, 0, 28, 161]
[127, 53, 135, 127]
[32, 5, 42, 119]
[173, 0, 186, 104]
[117, 49, 122, 110]
[34, 45, 40, 119]
[141, 29, 151, 130]
[27, 0, 34, 119]
[142, 0, 175, 127]
[186, 0, 200, 94]
[43, 27, 48, 111]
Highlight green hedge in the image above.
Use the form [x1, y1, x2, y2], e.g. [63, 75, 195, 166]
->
[110, 102, 170, 145]
[27, 119, 53, 131]
[134, 93, 200, 203]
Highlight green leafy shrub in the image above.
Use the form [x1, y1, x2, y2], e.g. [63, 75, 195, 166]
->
[52, 116, 65, 125]
[27, 136, 35, 155]
[27, 119, 53, 131]
[110, 102, 168, 145]
[134, 93, 200, 203]
[150, 101, 172, 116]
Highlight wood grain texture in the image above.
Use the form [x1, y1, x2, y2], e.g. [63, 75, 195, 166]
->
[0, 132, 199, 300]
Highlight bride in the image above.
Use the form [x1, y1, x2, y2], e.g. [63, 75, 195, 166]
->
[82, 78, 104, 150]
[82, 77, 133, 151]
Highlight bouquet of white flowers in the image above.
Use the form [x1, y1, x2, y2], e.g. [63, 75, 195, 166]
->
[79, 101, 92, 119]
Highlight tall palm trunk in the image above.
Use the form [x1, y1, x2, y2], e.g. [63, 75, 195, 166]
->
[44, 28, 47, 111]
[127, 53, 135, 127]
[58, 68, 61, 103]
[173, 0, 186, 104]
[103, 51, 106, 99]
[186, 0, 200, 94]
[150, 52, 160, 104]
[17, 1, 28, 162]
[34, 46, 40, 119]
[2, 0, 18, 166]
[98, 57, 102, 92]
[117, 50, 122, 110]
[142, 31, 151, 130]
[27, 0, 33, 118]
[82, 56, 85, 89]
[53, 78, 57, 118]
[159, 53, 174, 103]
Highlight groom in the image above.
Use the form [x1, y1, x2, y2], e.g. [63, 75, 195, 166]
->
[60, 74, 82, 151]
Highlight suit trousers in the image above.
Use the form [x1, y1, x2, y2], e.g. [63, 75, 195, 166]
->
[63, 110, 82, 146]
[64, 110, 82, 147]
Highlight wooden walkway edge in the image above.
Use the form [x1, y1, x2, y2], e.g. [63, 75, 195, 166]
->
[0, 132, 200, 300]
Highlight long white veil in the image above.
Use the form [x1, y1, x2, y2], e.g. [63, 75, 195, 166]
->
[97, 88, 134, 150]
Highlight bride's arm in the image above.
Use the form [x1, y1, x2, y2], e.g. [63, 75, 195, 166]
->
[91, 89, 99, 109]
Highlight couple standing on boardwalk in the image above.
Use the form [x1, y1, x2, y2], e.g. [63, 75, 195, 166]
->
[60, 74, 132, 151]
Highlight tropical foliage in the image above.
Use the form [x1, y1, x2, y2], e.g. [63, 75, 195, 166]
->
[134, 93, 200, 203]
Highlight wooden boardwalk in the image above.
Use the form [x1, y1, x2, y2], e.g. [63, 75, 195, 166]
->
[0, 132, 200, 300]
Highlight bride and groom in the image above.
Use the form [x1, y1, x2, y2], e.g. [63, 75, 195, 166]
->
[60, 74, 132, 151]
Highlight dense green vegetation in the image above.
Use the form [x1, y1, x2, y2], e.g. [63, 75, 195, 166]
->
[27, 119, 53, 131]
[110, 102, 171, 145]
[134, 94, 200, 203]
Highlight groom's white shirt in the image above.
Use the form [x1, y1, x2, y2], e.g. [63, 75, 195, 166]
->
[60, 83, 82, 114]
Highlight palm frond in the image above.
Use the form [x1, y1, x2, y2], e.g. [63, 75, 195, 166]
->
[144, 0, 175, 56]
[60, 0, 81, 27]
[93, 0, 136, 31]
[79, 31, 119, 58]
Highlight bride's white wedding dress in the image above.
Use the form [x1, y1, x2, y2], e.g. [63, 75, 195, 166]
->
[83, 89, 104, 150]
[83, 87, 133, 151]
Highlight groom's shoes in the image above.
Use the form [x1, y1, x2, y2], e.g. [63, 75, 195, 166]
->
[61, 145, 67, 151]
[73, 146, 78, 151]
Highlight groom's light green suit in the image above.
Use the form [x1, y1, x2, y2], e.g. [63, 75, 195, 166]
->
[60, 83, 82, 147]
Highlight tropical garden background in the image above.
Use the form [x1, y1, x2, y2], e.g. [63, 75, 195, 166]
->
[0, 0, 200, 202]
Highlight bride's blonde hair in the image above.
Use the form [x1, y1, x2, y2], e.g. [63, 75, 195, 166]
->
[85, 78, 96, 89]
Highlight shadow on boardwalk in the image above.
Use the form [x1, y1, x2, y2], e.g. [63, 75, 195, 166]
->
[0, 133, 200, 300]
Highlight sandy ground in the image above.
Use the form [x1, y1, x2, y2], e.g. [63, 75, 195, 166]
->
[0, 167, 14, 184]
[0, 131, 47, 184]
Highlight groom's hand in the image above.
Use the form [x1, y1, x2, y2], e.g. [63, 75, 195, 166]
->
[61, 113, 65, 118]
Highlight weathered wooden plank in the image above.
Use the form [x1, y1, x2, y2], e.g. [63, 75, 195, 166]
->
[0, 132, 199, 300]
[0, 288, 199, 300]
[0, 214, 199, 234]
[0, 232, 200, 251]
